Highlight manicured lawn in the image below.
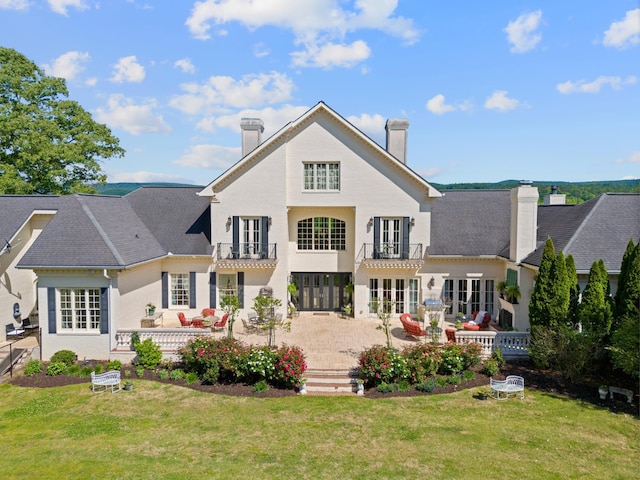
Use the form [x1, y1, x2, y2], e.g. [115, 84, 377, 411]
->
[0, 381, 637, 479]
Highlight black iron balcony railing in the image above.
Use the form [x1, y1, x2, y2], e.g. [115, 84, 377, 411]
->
[361, 243, 423, 260]
[216, 243, 277, 261]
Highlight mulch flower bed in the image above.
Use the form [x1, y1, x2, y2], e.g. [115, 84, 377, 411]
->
[9, 360, 638, 414]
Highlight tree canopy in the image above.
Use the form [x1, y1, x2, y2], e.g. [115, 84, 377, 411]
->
[0, 47, 124, 195]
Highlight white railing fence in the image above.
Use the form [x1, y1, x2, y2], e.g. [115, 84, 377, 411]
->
[455, 330, 530, 359]
[115, 328, 212, 352]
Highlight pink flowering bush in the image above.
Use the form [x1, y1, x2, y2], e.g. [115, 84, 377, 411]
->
[178, 338, 306, 389]
[402, 343, 442, 383]
[358, 345, 408, 387]
[273, 344, 307, 388]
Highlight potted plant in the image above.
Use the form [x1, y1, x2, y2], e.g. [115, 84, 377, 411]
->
[355, 378, 365, 396]
[145, 302, 156, 316]
[454, 320, 463, 330]
[342, 303, 352, 317]
[123, 380, 133, 391]
[496, 281, 507, 299]
[598, 385, 608, 400]
[476, 387, 490, 400]
[505, 284, 521, 304]
[297, 378, 307, 395]
[344, 281, 354, 305]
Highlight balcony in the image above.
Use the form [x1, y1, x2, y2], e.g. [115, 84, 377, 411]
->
[215, 243, 278, 269]
[359, 243, 424, 269]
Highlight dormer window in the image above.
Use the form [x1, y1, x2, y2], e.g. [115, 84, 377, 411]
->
[304, 162, 340, 191]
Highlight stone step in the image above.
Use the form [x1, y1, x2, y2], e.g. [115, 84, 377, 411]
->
[302, 368, 363, 396]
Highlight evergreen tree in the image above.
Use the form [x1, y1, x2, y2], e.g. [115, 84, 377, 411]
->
[614, 239, 640, 322]
[565, 254, 580, 327]
[529, 237, 556, 327]
[579, 259, 612, 336]
[550, 251, 570, 325]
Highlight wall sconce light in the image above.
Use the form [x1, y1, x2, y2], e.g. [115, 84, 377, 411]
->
[367, 217, 373, 227]
[226, 216, 232, 226]
[428, 276, 435, 289]
[268, 216, 272, 226]
[410, 217, 415, 227]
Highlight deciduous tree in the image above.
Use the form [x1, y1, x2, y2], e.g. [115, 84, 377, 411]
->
[0, 47, 124, 194]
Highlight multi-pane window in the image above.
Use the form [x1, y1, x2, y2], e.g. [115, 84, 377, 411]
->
[303, 163, 340, 190]
[297, 217, 345, 250]
[408, 278, 419, 315]
[470, 279, 481, 313]
[369, 278, 379, 313]
[219, 273, 238, 297]
[171, 273, 190, 306]
[444, 278, 496, 317]
[59, 288, 100, 331]
[484, 280, 495, 315]
[395, 279, 405, 314]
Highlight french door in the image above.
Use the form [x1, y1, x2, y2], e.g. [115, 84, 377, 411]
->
[292, 272, 351, 312]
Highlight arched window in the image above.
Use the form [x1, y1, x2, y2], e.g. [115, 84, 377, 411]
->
[297, 217, 346, 251]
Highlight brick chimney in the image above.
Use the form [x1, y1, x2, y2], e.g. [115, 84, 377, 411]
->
[385, 118, 409, 164]
[240, 118, 264, 157]
[510, 180, 539, 263]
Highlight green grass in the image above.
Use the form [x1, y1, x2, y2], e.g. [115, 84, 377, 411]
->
[0, 382, 637, 479]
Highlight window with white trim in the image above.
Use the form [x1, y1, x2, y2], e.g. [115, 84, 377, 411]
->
[303, 162, 340, 190]
[444, 278, 496, 317]
[369, 277, 418, 315]
[219, 273, 238, 298]
[297, 217, 346, 250]
[59, 288, 101, 331]
[171, 273, 190, 307]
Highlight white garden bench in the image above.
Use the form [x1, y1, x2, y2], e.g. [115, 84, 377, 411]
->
[490, 375, 524, 400]
[91, 370, 121, 393]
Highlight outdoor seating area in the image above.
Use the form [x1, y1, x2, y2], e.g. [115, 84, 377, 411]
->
[91, 370, 121, 393]
[463, 311, 491, 330]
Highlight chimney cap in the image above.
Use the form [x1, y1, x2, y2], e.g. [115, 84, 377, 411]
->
[519, 180, 533, 186]
[385, 118, 409, 130]
[240, 118, 264, 131]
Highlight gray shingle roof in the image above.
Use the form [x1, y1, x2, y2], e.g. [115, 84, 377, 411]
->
[10, 186, 212, 269]
[429, 190, 512, 256]
[525, 193, 640, 272]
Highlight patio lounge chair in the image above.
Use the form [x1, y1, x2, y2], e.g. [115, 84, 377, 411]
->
[242, 318, 257, 333]
[21, 317, 39, 335]
[178, 312, 192, 327]
[212, 314, 228, 332]
[400, 314, 426, 339]
[5, 323, 25, 340]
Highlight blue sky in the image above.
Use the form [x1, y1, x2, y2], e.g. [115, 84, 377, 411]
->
[1, 1, 639, 185]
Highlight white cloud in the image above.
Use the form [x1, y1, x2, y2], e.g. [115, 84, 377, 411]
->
[614, 151, 640, 164]
[504, 10, 543, 53]
[47, 0, 89, 16]
[425, 94, 472, 115]
[291, 40, 371, 69]
[169, 71, 295, 114]
[253, 42, 270, 58]
[197, 104, 310, 138]
[185, 0, 419, 68]
[603, 9, 640, 49]
[426, 94, 456, 115]
[346, 113, 385, 136]
[174, 144, 241, 170]
[557, 75, 637, 94]
[43, 51, 89, 81]
[174, 57, 195, 74]
[484, 90, 521, 112]
[85, 77, 97, 86]
[110, 56, 145, 83]
[95, 94, 172, 135]
[0, 0, 29, 10]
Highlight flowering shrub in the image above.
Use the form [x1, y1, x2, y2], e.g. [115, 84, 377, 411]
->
[273, 344, 307, 388]
[178, 337, 247, 384]
[438, 343, 465, 375]
[358, 345, 408, 387]
[402, 343, 442, 383]
[240, 346, 277, 384]
[178, 338, 306, 389]
[460, 342, 482, 370]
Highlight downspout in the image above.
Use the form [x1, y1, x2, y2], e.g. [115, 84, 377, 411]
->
[103, 269, 113, 353]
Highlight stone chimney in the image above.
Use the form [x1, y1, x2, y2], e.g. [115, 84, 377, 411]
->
[240, 118, 264, 157]
[385, 118, 409, 164]
[510, 180, 539, 263]
[543, 185, 566, 205]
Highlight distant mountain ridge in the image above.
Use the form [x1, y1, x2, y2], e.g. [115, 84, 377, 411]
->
[98, 179, 639, 203]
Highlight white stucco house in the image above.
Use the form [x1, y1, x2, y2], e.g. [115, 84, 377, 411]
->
[2, 102, 639, 360]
